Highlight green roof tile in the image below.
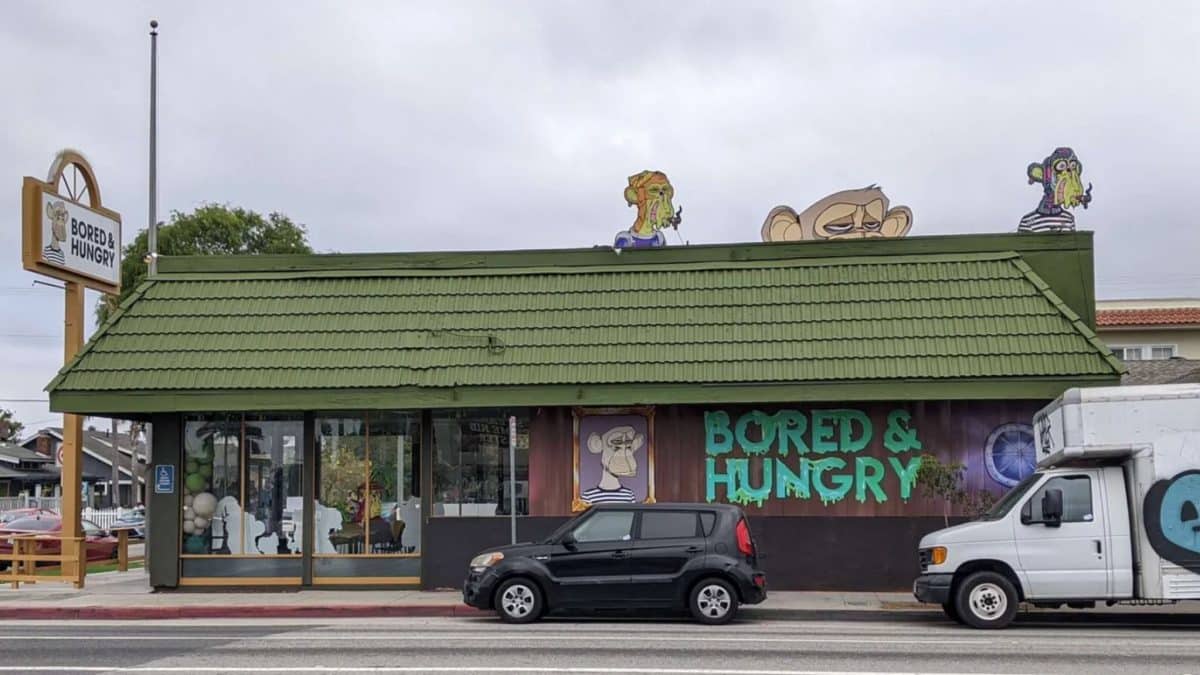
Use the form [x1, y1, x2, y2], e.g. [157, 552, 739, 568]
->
[46, 238, 1124, 412]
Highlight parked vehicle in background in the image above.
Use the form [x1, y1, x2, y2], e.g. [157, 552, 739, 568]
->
[111, 507, 146, 539]
[0, 514, 119, 566]
[914, 384, 1200, 628]
[463, 503, 767, 624]
[0, 508, 58, 525]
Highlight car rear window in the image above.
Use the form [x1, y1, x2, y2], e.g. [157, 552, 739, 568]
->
[639, 511, 700, 539]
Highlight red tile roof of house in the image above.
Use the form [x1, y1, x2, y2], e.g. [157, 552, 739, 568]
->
[1097, 307, 1200, 327]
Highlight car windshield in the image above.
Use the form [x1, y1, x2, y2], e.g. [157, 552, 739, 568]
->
[2, 516, 58, 532]
[978, 473, 1042, 521]
[543, 511, 589, 543]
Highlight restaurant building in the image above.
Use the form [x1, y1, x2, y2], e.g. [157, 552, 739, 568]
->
[46, 231, 1122, 590]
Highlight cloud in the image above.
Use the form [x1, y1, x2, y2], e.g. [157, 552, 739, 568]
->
[2, 1, 1197, 426]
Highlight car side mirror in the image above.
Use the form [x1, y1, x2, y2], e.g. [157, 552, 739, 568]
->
[1041, 488, 1064, 527]
[560, 531, 577, 550]
[1020, 501, 1033, 525]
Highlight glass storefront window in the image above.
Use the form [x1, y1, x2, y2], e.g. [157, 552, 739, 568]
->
[368, 412, 421, 553]
[315, 412, 421, 555]
[181, 414, 303, 556]
[432, 409, 529, 517]
[244, 416, 304, 554]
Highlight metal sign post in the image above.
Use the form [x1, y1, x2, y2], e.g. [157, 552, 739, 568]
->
[508, 415, 517, 544]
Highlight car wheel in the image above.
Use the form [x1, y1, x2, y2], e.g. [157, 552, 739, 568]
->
[689, 578, 739, 625]
[954, 571, 1018, 629]
[494, 578, 543, 624]
[941, 601, 964, 624]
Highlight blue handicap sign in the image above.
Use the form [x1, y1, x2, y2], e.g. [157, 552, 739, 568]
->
[155, 464, 175, 494]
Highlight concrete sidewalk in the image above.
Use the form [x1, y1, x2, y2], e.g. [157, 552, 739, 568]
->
[0, 568, 1196, 621]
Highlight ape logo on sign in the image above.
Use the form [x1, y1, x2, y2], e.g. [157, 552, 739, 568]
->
[1143, 470, 1200, 572]
[573, 407, 656, 511]
[1018, 147, 1093, 233]
[613, 171, 682, 249]
[761, 185, 913, 242]
[43, 200, 69, 265]
[704, 408, 924, 508]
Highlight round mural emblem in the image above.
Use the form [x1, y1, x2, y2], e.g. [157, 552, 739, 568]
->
[984, 423, 1037, 487]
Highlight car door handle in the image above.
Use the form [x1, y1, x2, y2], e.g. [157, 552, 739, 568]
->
[685, 546, 703, 553]
[1094, 539, 1103, 556]
[611, 550, 630, 559]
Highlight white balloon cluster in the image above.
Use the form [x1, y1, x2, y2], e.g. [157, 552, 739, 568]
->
[182, 489, 218, 537]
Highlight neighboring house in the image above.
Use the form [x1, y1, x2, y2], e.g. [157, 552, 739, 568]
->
[1096, 298, 1200, 361]
[0, 443, 61, 497]
[21, 427, 147, 506]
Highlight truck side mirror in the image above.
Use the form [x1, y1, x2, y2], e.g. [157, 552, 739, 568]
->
[1042, 488, 1064, 526]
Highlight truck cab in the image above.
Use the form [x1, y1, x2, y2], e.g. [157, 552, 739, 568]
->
[913, 384, 1200, 628]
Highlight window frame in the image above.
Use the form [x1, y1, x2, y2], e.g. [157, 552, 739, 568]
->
[635, 510, 703, 540]
[570, 509, 636, 543]
[180, 413, 306, 559]
[1020, 474, 1095, 525]
[1110, 344, 1178, 361]
[430, 408, 531, 519]
[313, 411, 422, 559]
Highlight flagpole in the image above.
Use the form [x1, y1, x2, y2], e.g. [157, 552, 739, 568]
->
[144, 19, 159, 575]
[147, 20, 159, 275]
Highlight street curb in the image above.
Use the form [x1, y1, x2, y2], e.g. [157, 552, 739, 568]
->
[0, 604, 491, 620]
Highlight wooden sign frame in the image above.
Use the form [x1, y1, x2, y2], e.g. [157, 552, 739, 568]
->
[22, 150, 122, 296]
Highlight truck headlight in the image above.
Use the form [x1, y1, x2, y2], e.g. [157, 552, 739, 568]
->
[930, 546, 947, 565]
[469, 552, 504, 569]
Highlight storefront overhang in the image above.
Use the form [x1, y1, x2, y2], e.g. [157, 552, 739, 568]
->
[52, 376, 1118, 416]
[46, 232, 1124, 414]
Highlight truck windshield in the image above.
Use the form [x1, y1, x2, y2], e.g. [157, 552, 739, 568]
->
[979, 472, 1041, 521]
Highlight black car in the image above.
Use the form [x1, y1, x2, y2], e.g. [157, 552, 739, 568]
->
[463, 502, 766, 624]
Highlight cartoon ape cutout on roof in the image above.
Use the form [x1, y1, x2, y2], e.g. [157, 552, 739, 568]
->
[761, 186, 913, 242]
[1018, 147, 1093, 233]
[613, 170, 682, 249]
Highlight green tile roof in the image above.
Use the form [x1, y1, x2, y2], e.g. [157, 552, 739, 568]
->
[47, 235, 1124, 414]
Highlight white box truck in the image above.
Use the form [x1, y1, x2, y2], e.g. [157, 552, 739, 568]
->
[913, 384, 1200, 628]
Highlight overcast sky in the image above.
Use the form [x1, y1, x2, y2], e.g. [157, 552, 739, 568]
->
[3, 1, 1198, 434]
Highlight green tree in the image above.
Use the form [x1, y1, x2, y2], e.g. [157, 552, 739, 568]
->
[0, 409, 23, 443]
[96, 204, 313, 325]
[914, 453, 998, 527]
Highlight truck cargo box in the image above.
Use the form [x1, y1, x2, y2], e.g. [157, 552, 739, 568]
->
[1034, 384, 1200, 600]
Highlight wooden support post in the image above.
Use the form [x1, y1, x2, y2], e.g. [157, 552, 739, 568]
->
[60, 281, 85, 586]
[117, 530, 129, 572]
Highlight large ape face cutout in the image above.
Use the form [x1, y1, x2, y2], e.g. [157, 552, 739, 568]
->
[761, 186, 913, 242]
[1143, 470, 1200, 571]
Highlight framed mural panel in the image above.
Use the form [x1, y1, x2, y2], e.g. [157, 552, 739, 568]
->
[572, 407, 656, 512]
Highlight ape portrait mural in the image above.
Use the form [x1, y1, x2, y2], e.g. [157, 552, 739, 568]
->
[1017, 146, 1094, 233]
[572, 407, 657, 511]
[761, 185, 913, 242]
[612, 170, 682, 249]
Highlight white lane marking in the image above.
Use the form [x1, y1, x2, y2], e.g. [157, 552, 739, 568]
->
[0, 634, 990, 645]
[0, 662, 1041, 667]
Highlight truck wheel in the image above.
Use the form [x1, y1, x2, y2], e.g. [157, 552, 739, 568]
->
[494, 577, 543, 624]
[690, 578, 739, 625]
[941, 601, 964, 624]
[955, 571, 1018, 629]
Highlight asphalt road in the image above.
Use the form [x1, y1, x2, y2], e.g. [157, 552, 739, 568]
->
[0, 613, 1196, 675]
